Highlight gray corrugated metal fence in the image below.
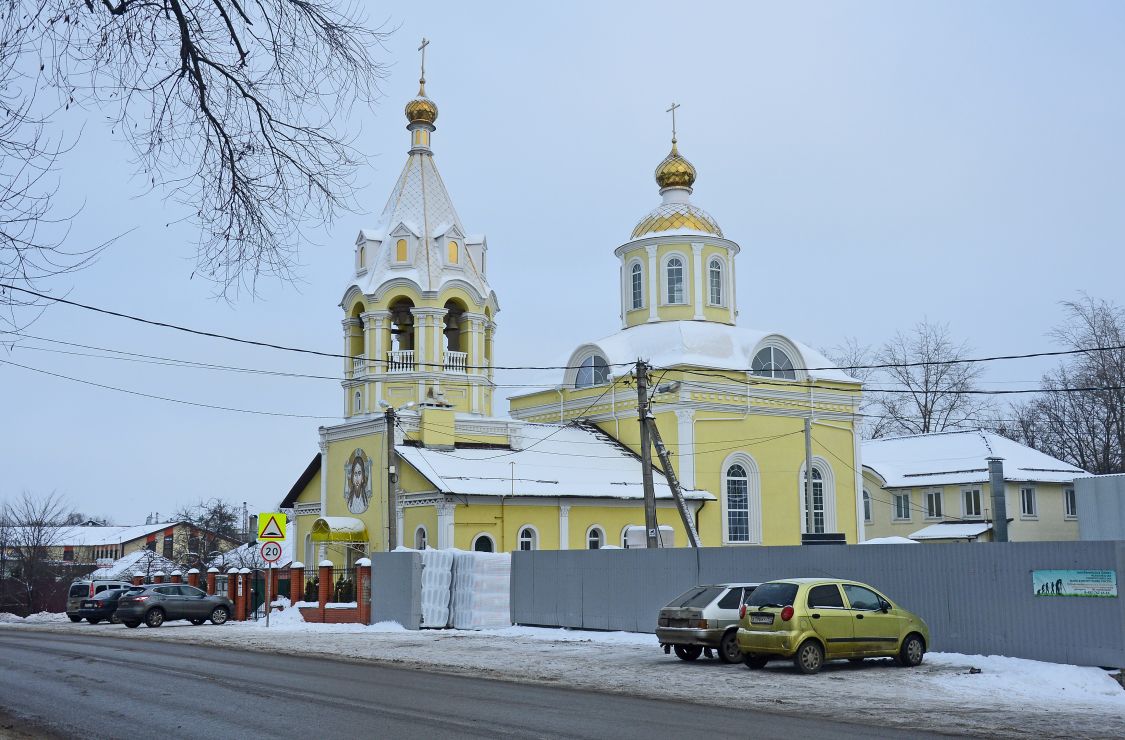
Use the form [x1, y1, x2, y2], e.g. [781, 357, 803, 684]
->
[371, 552, 422, 629]
[1077, 475, 1125, 540]
[511, 542, 1125, 667]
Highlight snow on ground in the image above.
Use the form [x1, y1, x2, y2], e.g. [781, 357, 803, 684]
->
[3, 615, 1122, 738]
[0, 612, 70, 624]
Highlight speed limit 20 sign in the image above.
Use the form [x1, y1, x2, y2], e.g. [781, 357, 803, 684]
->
[260, 541, 284, 563]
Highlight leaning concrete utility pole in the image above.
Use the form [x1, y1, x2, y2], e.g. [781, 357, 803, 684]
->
[647, 418, 701, 547]
[987, 456, 1009, 542]
[636, 360, 659, 548]
[385, 406, 399, 551]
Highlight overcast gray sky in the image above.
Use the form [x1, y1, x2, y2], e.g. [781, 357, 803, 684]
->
[2, 1, 1123, 524]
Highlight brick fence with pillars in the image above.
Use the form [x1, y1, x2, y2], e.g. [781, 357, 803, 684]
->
[187, 568, 200, 589]
[131, 573, 143, 586]
[170, 571, 182, 584]
[298, 560, 371, 625]
[237, 568, 251, 621]
[226, 568, 238, 614]
[206, 567, 218, 595]
[153, 571, 164, 584]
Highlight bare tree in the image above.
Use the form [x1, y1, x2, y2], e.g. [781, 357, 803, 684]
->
[1, 0, 390, 315]
[172, 496, 244, 567]
[823, 337, 895, 440]
[1001, 296, 1125, 474]
[871, 319, 990, 437]
[1, 490, 77, 613]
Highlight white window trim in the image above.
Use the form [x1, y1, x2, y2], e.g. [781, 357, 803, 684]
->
[721, 452, 762, 545]
[1020, 486, 1038, 520]
[564, 346, 612, 389]
[443, 238, 464, 269]
[414, 525, 428, 550]
[353, 390, 362, 414]
[1064, 487, 1077, 520]
[627, 259, 645, 311]
[516, 524, 539, 552]
[620, 524, 640, 548]
[585, 524, 605, 550]
[706, 254, 727, 307]
[660, 252, 689, 306]
[750, 335, 807, 381]
[391, 236, 413, 265]
[961, 487, 983, 519]
[925, 489, 944, 520]
[798, 458, 836, 534]
[892, 491, 912, 522]
[471, 533, 496, 552]
[862, 489, 873, 523]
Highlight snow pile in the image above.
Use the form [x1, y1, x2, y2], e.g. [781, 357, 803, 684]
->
[860, 536, 919, 545]
[450, 550, 511, 630]
[0, 611, 69, 624]
[420, 547, 453, 628]
[927, 652, 1125, 702]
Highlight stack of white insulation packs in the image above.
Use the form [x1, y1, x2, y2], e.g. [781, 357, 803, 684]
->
[418, 547, 453, 628]
[450, 550, 512, 630]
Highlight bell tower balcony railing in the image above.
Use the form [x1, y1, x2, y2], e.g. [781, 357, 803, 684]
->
[444, 350, 468, 374]
[350, 357, 366, 377]
[387, 349, 415, 373]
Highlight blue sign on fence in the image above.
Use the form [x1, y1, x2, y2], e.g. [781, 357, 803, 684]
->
[1032, 569, 1118, 598]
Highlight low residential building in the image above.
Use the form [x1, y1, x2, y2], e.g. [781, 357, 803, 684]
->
[862, 430, 1087, 543]
[0, 521, 242, 569]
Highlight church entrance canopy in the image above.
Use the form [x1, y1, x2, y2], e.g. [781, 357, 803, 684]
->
[310, 517, 368, 543]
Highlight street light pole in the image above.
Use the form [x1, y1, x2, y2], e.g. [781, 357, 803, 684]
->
[385, 405, 398, 552]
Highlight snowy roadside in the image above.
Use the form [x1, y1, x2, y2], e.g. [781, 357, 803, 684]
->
[3, 611, 1123, 739]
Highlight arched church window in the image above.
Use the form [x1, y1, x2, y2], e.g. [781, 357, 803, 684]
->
[353, 391, 362, 413]
[751, 347, 796, 380]
[587, 526, 604, 550]
[862, 489, 872, 523]
[395, 239, 408, 262]
[666, 257, 684, 304]
[518, 526, 537, 551]
[725, 463, 750, 543]
[630, 263, 643, 310]
[414, 526, 428, 550]
[473, 534, 495, 552]
[709, 258, 722, 305]
[575, 355, 610, 389]
[448, 240, 459, 264]
[358, 244, 366, 269]
[803, 466, 827, 534]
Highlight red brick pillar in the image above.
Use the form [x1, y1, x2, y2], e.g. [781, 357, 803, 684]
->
[237, 568, 251, 621]
[356, 558, 371, 625]
[318, 561, 332, 611]
[170, 571, 182, 584]
[206, 568, 218, 595]
[153, 571, 165, 584]
[289, 563, 304, 604]
[226, 567, 238, 609]
[187, 569, 200, 589]
[132, 573, 143, 586]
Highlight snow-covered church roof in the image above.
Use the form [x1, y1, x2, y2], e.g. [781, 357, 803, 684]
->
[863, 429, 1088, 488]
[396, 423, 714, 501]
[574, 321, 857, 383]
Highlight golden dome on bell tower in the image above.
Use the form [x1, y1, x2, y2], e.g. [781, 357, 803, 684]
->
[405, 80, 438, 125]
[654, 140, 696, 191]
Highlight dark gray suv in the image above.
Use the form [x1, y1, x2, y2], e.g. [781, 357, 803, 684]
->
[116, 584, 233, 628]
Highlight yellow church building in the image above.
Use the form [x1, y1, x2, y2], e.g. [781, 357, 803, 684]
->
[279, 59, 866, 569]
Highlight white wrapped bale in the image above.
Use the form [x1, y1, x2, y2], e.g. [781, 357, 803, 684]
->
[450, 550, 511, 630]
[419, 547, 453, 628]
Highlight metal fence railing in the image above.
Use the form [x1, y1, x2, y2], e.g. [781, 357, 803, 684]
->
[299, 568, 356, 604]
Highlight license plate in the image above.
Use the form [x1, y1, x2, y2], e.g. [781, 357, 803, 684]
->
[82, 601, 97, 608]
[750, 613, 774, 625]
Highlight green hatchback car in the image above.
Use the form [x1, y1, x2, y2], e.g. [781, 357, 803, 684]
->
[736, 578, 930, 674]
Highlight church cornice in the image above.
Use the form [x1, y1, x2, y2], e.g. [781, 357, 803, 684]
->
[614, 233, 741, 259]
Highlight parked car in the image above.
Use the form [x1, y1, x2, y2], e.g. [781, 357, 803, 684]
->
[75, 587, 131, 624]
[115, 584, 233, 628]
[736, 578, 930, 674]
[656, 583, 759, 663]
[66, 579, 133, 622]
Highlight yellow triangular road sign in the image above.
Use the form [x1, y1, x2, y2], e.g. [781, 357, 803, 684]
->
[258, 512, 286, 540]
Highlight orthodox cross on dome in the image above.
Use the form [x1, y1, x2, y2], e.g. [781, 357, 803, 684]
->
[418, 37, 430, 89]
[666, 101, 680, 144]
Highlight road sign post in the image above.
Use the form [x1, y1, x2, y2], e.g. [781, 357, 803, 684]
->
[260, 540, 283, 628]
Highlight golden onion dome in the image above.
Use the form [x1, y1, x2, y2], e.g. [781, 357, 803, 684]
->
[405, 80, 438, 125]
[654, 141, 696, 191]
[631, 202, 723, 239]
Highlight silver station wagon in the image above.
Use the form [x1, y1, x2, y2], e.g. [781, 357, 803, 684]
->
[656, 583, 759, 663]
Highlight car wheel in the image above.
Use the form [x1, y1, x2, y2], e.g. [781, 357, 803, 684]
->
[87, 617, 102, 625]
[673, 645, 703, 661]
[897, 633, 925, 667]
[124, 620, 141, 628]
[144, 608, 165, 628]
[68, 615, 82, 623]
[189, 618, 205, 626]
[110, 613, 121, 625]
[718, 630, 743, 664]
[794, 639, 825, 675]
[210, 606, 229, 625]
[744, 654, 770, 670]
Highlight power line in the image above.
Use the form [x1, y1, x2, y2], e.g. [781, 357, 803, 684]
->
[0, 358, 336, 419]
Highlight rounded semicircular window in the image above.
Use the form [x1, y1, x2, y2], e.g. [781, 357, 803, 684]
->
[751, 347, 797, 380]
[575, 355, 610, 389]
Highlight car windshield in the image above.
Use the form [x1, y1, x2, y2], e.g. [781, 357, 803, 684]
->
[664, 586, 723, 608]
[745, 582, 799, 608]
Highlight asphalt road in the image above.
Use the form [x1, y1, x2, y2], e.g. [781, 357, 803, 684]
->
[0, 630, 944, 739]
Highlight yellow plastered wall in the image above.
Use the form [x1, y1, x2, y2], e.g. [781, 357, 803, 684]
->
[402, 505, 439, 549]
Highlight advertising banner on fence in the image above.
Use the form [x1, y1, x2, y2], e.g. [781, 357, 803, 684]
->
[1032, 569, 1118, 597]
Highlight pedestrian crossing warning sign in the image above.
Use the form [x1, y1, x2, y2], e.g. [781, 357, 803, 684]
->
[258, 512, 286, 541]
